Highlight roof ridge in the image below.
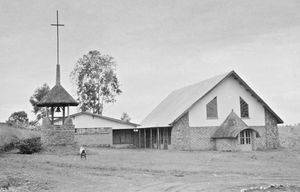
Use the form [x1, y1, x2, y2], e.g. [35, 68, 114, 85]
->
[173, 70, 233, 93]
[63, 111, 139, 126]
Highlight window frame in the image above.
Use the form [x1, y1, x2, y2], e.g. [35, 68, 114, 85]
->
[240, 97, 249, 118]
[240, 130, 251, 145]
[206, 96, 218, 119]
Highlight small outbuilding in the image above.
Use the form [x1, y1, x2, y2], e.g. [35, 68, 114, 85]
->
[55, 112, 139, 147]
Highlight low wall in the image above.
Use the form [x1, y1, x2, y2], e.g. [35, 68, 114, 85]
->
[75, 128, 112, 146]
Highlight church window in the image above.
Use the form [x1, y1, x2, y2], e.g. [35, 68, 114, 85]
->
[206, 97, 218, 118]
[240, 97, 249, 118]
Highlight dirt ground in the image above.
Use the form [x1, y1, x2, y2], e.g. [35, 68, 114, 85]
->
[1, 146, 300, 192]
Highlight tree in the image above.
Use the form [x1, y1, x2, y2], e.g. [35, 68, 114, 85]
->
[7, 111, 29, 126]
[120, 112, 131, 122]
[70, 50, 122, 115]
[29, 83, 50, 121]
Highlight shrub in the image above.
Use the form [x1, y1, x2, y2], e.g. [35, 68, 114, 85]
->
[0, 136, 20, 153]
[16, 137, 42, 154]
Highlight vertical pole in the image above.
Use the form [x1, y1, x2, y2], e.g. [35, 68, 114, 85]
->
[67, 106, 70, 116]
[150, 128, 152, 149]
[144, 129, 146, 149]
[62, 106, 65, 124]
[166, 127, 169, 149]
[138, 129, 141, 148]
[56, 10, 59, 66]
[157, 128, 160, 149]
[51, 106, 54, 124]
[162, 128, 165, 149]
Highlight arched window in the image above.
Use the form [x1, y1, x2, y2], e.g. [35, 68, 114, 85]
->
[240, 97, 249, 118]
[206, 97, 218, 118]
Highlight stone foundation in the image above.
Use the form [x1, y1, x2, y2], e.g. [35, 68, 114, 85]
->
[41, 117, 75, 146]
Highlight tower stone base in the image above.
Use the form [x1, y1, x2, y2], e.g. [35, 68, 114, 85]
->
[41, 117, 75, 146]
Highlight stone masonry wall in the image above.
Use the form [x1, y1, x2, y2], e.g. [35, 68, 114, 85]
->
[249, 126, 266, 150]
[265, 109, 280, 149]
[41, 117, 75, 146]
[216, 139, 238, 151]
[190, 126, 218, 150]
[171, 113, 191, 150]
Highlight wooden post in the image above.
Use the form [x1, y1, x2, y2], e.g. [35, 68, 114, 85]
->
[150, 128, 152, 149]
[162, 128, 165, 149]
[157, 128, 160, 149]
[62, 106, 65, 124]
[51, 106, 54, 124]
[144, 129, 146, 149]
[163, 128, 168, 150]
[138, 129, 141, 148]
[67, 105, 70, 116]
[166, 128, 169, 149]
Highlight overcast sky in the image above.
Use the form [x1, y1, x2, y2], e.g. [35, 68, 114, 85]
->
[0, 0, 300, 124]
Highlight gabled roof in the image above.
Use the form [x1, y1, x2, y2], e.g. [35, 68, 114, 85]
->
[36, 84, 78, 107]
[54, 111, 139, 127]
[212, 111, 249, 138]
[141, 70, 283, 127]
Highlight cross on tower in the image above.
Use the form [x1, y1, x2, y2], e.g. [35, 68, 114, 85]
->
[51, 10, 64, 66]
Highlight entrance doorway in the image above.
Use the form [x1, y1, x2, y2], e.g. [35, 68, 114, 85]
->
[239, 129, 252, 151]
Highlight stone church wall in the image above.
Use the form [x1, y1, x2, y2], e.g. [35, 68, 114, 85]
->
[171, 113, 191, 150]
[265, 109, 280, 149]
[190, 126, 218, 150]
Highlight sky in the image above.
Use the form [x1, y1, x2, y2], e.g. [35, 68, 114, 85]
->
[0, 0, 300, 125]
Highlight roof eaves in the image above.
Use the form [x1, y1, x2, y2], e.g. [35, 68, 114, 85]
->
[230, 71, 284, 124]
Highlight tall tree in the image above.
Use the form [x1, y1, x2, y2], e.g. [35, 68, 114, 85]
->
[29, 83, 50, 121]
[7, 111, 29, 126]
[70, 50, 122, 115]
[120, 112, 131, 122]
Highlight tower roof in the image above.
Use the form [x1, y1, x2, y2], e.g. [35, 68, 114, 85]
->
[36, 83, 78, 107]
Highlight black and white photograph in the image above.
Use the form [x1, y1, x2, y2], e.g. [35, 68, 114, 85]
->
[0, 1, 300, 191]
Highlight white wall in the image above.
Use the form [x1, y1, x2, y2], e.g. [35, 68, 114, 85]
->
[189, 76, 265, 127]
[58, 114, 136, 130]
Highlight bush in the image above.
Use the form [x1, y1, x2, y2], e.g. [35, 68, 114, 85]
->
[16, 137, 42, 154]
[0, 136, 20, 153]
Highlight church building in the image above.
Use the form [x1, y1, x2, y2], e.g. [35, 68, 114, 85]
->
[138, 70, 283, 151]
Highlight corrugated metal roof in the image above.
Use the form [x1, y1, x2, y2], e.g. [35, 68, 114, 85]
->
[140, 70, 283, 127]
[54, 111, 139, 127]
[141, 72, 230, 127]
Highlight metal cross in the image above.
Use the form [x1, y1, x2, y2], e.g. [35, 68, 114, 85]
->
[51, 10, 64, 65]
